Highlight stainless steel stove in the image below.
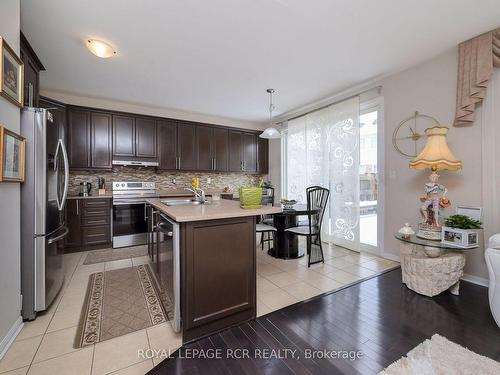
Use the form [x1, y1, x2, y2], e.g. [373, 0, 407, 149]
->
[112, 181, 158, 248]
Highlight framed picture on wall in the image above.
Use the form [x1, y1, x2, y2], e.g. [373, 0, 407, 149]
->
[0, 126, 26, 182]
[0, 37, 24, 107]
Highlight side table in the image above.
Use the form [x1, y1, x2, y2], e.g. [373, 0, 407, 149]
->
[395, 233, 478, 297]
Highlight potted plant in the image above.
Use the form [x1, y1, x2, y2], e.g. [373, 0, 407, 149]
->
[441, 214, 482, 248]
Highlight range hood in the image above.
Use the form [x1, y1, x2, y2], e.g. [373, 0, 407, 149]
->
[112, 160, 159, 167]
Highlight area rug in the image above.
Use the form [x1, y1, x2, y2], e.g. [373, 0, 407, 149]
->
[379, 334, 500, 375]
[83, 245, 148, 265]
[75, 264, 168, 348]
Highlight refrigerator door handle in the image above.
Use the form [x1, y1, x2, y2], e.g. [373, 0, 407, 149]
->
[47, 226, 69, 244]
[54, 139, 70, 211]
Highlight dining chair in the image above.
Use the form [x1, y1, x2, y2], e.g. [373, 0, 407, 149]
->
[285, 186, 330, 267]
[258, 186, 276, 248]
[297, 186, 322, 226]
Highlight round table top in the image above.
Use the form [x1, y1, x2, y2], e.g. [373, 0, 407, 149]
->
[274, 204, 320, 215]
[394, 233, 478, 250]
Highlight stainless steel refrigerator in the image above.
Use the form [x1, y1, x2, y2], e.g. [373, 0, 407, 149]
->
[21, 108, 69, 320]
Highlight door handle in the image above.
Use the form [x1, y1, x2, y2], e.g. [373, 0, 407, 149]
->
[48, 227, 69, 244]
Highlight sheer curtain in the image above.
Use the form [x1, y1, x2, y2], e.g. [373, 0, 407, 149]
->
[481, 70, 500, 242]
[283, 96, 360, 248]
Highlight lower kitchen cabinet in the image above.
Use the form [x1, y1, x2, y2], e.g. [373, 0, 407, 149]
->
[181, 216, 256, 342]
[64, 198, 111, 252]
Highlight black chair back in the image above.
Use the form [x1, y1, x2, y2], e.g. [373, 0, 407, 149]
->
[306, 186, 329, 235]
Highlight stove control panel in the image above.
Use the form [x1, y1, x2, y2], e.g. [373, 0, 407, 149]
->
[112, 181, 156, 191]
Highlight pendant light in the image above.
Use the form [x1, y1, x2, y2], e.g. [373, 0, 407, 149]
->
[259, 89, 281, 139]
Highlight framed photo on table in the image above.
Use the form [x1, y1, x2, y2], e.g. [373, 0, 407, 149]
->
[0, 37, 24, 107]
[0, 126, 26, 182]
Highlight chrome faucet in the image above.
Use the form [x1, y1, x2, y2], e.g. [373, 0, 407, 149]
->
[185, 187, 207, 204]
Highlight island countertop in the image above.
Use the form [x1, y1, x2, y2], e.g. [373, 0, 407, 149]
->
[147, 198, 282, 222]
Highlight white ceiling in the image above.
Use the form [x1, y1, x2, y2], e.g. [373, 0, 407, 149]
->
[21, 0, 500, 122]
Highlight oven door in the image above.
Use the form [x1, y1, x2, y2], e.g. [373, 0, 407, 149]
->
[112, 199, 148, 248]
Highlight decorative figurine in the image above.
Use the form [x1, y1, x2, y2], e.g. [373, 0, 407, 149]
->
[420, 171, 451, 226]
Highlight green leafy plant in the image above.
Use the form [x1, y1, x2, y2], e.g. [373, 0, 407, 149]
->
[444, 214, 482, 229]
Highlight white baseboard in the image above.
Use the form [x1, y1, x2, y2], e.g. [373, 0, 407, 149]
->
[461, 274, 489, 287]
[0, 317, 23, 360]
[381, 252, 400, 262]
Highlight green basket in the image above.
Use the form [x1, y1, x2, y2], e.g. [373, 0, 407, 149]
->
[239, 187, 262, 209]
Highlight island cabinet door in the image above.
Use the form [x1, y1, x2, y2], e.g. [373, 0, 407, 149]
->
[182, 217, 256, 342]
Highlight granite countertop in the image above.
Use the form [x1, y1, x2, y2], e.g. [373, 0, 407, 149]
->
[67, 193, 113, 199]
[147, 198, 281, 222]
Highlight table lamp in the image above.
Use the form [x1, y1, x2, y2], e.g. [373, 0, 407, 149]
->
[409, 126, 462, 239]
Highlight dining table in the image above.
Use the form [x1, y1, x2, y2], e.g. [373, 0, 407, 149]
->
[267, 204, 319, 259]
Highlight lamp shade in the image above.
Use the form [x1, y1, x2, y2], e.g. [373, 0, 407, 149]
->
[409, 126, 462, 171]
[259, 127, 280, 139]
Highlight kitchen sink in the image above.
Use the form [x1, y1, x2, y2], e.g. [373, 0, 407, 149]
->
[161, 199, 208, 206]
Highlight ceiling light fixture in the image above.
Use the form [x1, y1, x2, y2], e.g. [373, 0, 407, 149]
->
[259, 88, 281, 139]
[86, 39, 116, 58]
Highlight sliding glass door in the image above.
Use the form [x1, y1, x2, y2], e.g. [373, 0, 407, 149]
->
[282, 95, 382, 253]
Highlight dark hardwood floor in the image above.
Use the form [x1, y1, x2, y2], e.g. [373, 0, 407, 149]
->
[149, 269, 500, 375]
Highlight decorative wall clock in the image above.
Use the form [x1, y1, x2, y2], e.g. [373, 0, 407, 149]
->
[392, 111, 440, 158]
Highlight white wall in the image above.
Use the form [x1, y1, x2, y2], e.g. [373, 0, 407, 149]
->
[0, 0, 23, 357]
[41, 89, 266, 131]
[269, 47, 489, 284]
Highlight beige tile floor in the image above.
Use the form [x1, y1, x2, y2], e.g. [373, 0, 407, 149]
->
[0, 241, 398, 375]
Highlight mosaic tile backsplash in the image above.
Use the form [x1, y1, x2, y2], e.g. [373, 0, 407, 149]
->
[69, 166, 265, 195]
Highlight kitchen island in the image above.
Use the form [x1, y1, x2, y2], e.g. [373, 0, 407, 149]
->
[146, 198, 281, 342]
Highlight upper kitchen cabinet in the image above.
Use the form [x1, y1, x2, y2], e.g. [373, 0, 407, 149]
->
[242, 132, 257, 173]
[213, 127, 229, 172]
[20, 32, 45, 107]
[158, 120, 177, 170]
[135, 117, 157, 158]
[177, 122, 197, 170]
[91, 112, 113, 169]
[67, 107, 113, 170]
[67, 108, 91, 169]
[257, 137, 269, 174]
[113, 115, 158, 161]
[228, 131, 258, 173]
[196, 125, 229, 172]
[113, 115, 135, 157]
[196, 125, 214, 171]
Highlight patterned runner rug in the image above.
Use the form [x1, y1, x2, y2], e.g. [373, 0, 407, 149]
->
[83, 245, 148, 265]
[75, 265, 167, 348]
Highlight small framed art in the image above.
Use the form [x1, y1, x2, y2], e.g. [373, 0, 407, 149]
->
[0, 37, 24, 107]
[0, 126, 26, 182]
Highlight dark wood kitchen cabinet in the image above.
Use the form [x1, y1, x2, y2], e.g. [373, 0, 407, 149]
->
[20, 32, 45, 107]
[228, 131, 258, 172]
[158, 120, 178, 170]
[177, 123, 197, 170]
[228, 130, 243, 172]
[64, 198, 111, 252]
[195, 125, 229, 172]
[67, 108, 91, 169]
[182, 216, 256, 342]
[196, 125, 214, 171]
[113, 115, 135, 157]
[67, 107, 112, 170]
[113, 115, 157, 161]
[242, 132, 257, 173]
[62, 102, 268, 173]
[91, 112, 112, 169]
[213, 128, 229, 172]
[135, 118, 157, 158]
[257, 137, 269, 174]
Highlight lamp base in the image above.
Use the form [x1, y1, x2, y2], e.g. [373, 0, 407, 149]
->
[416, 223, 441, 240]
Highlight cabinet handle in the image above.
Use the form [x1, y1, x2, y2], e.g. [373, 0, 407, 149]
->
[28, 83, 34, 107]
[214, 158, 217, 170]
[178, 156, 181, 169]
[76, 200, 79, 215]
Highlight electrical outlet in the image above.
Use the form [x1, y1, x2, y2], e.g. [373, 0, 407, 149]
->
[172, 178, 176, 185]
[207, 177, 212, 184]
